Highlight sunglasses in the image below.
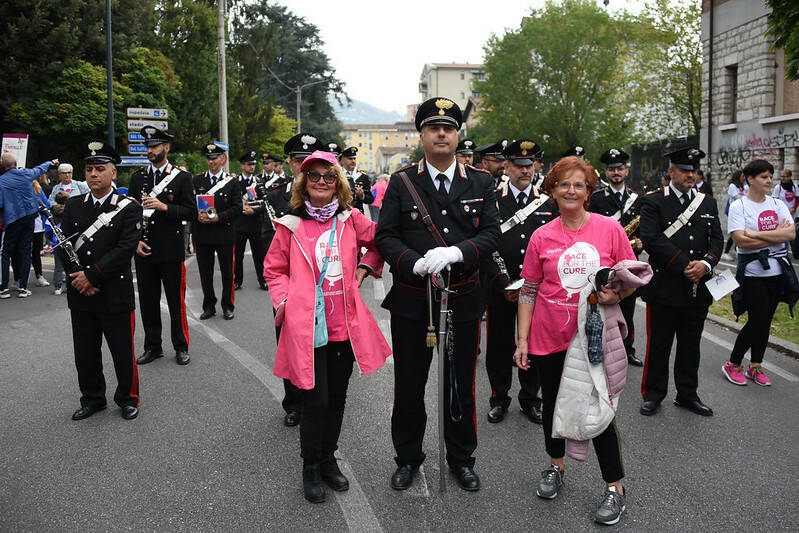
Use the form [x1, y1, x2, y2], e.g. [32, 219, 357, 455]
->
[306, 171, 337, 184]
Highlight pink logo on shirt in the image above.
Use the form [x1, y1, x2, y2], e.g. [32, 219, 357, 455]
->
[557, 242, 600, 296]
[757, 210, 779, 231]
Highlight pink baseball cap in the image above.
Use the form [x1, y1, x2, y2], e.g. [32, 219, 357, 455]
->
[300, 150, 339, 173]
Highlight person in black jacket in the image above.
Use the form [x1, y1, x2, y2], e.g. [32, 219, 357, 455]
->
[128, 127, 195, 366]
[193, 144, 242, 321]
[234, 150, 268, 291]
[376, 97, 500, 492]
[482, 139, 556, 425]
[588, 148, 645, 367]
[638, 147, 723, 417]
[62, 140, 143, 421]
[339, 146, 373, 212]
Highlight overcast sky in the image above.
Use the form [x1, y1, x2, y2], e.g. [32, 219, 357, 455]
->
[277, 0, 647, 114]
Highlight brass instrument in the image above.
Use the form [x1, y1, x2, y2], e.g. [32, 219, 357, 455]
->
[205, 207, 217, 219]
[492, 251, 521, 299]
[624, 215, 640, 248]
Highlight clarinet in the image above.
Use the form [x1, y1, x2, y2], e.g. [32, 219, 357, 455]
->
[141, 173, 154, 244]
[39, 200, 82, 273]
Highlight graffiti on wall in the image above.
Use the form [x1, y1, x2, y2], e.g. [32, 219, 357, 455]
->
[742, 129, 799, 150]
[716, 146, 778, 182]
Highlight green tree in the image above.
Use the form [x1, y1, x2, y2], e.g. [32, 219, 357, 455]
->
[765, 0, 799, 80]
[472, 0, 635, 162]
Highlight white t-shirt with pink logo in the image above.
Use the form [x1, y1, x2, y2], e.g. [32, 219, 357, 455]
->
[727, 196, 792, 277]
[303, 217, 349, 342]
[520, 213, 636, 356]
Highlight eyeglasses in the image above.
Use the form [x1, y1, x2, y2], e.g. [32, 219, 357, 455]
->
[306, 171, 338, 184]
[556, 181, 587, 191]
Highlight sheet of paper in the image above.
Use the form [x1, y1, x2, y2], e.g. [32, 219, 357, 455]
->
[705, 269, 739, 301]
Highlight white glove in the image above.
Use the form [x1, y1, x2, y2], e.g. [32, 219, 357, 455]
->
[423, 246, 463, 274]
[413, 258, 428, 276]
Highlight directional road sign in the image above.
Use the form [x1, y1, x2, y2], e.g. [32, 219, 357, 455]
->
[128, 132, 145, 142]
[127, 107, 169, 119]
[127, 120, 168, 130]
[214, 141, 230, 151]
[128, 144, 147, 154]
[119, 156, 149, 167]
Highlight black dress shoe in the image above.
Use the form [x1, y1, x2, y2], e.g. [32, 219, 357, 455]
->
[223, 309, 234, 320]
[176, 350, 190, 365]
[136, 348, 163, 365]
[674, 396, 713, 416]
[450, 465, 481, 491]
[234, 282, 242, 291]
[640, 400, 661, 416]
[71, 404, 106, 420]
[627, 352, 644, 367]
[487, 405, 506, 423]
[320, 458, 349, 492]
[121, 405, 139, 420]
[259, 282, 268, 291]
[199, 309, 215, 320]
[520, 404, 543, 424]
[390, 464, 418, 490]
[302, 464, 326, 503]
[284, 410, 300, 427]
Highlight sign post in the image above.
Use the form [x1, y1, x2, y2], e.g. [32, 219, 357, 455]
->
[1, 133, 29, 168]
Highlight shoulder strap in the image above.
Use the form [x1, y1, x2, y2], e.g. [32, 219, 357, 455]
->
[147, 167, 182, 198]
[663, 192, 706, 238]
[398, 171, 448, 247]
[500, 193, 551, 233]
[74, 198, 134, 251]
[207, 175, 234, 195]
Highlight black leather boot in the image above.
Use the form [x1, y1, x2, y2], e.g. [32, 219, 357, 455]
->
[302, 464, 326, 503]
[320, 457, 349, 492]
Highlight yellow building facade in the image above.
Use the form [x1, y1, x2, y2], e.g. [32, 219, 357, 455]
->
[341, 122, 418, 173]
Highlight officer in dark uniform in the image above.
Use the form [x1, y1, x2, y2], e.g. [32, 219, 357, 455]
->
[258, 153, 283, 253]
[588, 148, 645, 367]
[268, 133, 324, 427]
[694, 169, 714, 196]
[455, 139, 475, 166]
[63, 140, 143, 421]
[475, 139, 507, 189]
[339, 146, 374, 212]
[560, 145, 586, 159]
[638, 147, 723, 417]
[193, 144, 241, 320]
[376, 97, 500, 492]
[482, 138, 557, 425]
[234, 150, 268, 291]
[128, 127, 194, 366]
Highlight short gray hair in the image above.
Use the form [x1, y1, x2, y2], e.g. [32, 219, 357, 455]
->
[58, 163, 73, 173]
[1, 151, 16, 169]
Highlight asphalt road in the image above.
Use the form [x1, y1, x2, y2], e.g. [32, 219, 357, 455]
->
[1, 243, 798, 532]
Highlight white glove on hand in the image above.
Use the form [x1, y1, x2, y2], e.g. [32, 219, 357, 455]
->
[423, 246, 463, 274]
[413, 258, 428, 276]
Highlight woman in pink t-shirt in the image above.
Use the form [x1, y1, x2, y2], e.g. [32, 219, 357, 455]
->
[513, 156, 636, 525]
[264, 151, 391, 504]
[368, 174, 389, 223]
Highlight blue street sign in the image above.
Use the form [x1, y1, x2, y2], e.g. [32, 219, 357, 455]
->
[214, 141, 230, 151]
[128, 132, 145, 142]
[128, 144, 147, 154]
[119, 156, 149, 167]
[402, 157, 408, 165]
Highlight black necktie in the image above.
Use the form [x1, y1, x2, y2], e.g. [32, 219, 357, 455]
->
[437, 174, 448, 203]
[210, 174, 216, 187]
[94, 201, 102, 213]
[154, 170, 161, 185]
[517, 192, 526, 209]
[616, 192, 623, 205]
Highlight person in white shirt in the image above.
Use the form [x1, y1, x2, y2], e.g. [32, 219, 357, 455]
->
[48, 163, 90, 205]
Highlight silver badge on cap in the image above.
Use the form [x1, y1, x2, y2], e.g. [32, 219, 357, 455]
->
[88, 141, 103, 155]
[206, 144, 216, 151]
[609, 148, 620, 157]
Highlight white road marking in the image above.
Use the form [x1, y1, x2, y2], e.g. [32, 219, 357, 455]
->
[178, 256, 386, 531]
[635, 300, 799, 382]
[373, 278, 385, 301]
[378, 319, 393, 366]
[405, 465, 431, 498]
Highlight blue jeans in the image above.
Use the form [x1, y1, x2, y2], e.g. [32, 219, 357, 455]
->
[1, 214, 35, 290]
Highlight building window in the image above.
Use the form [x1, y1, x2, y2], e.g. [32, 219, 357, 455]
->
[460, 73, 465, 80]
[460, 92, 465, 99]
[472, 71, 485, 81]
[472, 91, 480, 98]
[725, 65, 738, 124]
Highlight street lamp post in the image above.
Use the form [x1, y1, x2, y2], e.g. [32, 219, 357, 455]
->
[217, 0, 229, 170]
[295, 79, 326, 133]
[105, 0, 114, 148]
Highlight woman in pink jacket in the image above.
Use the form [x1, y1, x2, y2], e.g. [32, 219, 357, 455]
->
[264, 150, 391, 504]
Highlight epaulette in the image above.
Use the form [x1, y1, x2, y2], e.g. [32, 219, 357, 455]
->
[647, 186, 664, 196]
[466, 163, 490, 175]
[395, 163, 414, 174]
[416, 159, 425, 175]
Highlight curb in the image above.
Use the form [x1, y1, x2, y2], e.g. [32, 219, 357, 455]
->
[707, 312, 799, 358]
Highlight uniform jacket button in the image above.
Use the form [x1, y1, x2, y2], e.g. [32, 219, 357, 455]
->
[518, 264, 523, 270]
[687, 222, 692, 227]
[443, 228, 449, 233]
[441, 209, 447, 215]
[689, 235, 694, 240]
[86, 251, 91, 255]
[521, 249, 525, 254]
[520, 234, 525, 239]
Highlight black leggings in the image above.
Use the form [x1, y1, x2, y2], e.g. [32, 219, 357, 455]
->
[730, 275, 785, 365]
[300, 340, 355, 465]
[537, 350, 625, 483]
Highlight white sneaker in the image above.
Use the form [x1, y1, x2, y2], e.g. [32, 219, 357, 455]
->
[721, 253, 734, 261]
[35, 275, 50, 287]
[53, 286, 64, 295]
[0, 289, 11, 299]
[17, 289, 32, 298]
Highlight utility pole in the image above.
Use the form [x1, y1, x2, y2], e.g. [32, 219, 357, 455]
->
[295, 79, 326, 133]
[105, 0, 115, 148]
[217, 0, 229, 170]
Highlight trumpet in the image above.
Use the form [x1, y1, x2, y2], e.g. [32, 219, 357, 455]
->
[205, 207, 217, 219]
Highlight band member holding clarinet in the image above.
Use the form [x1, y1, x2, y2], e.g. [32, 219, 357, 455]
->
[61, 140, 142, 421]
[128, 126, 194, 366]
[193, 144, 242, 321]
[376, 97, 499, 492]
[234, 150, 268, 291]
